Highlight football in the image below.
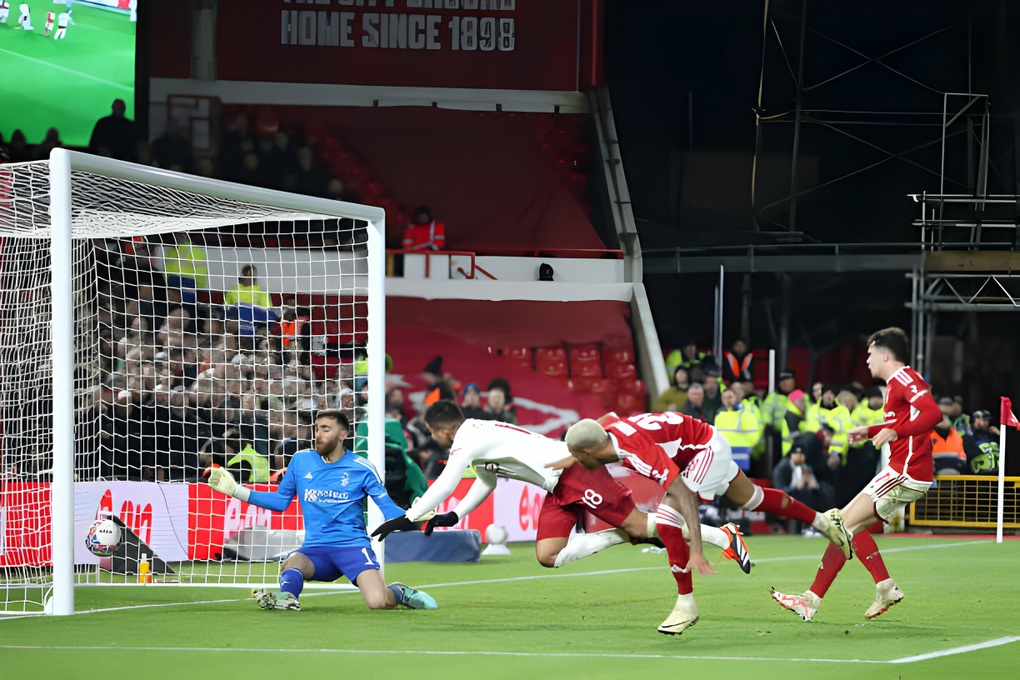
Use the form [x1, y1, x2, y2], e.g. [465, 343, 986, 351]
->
[484, 524, 508, 545]
[85, 518, 122, 557]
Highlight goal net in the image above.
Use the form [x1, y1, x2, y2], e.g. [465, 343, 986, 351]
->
[0, 150, 387, 615]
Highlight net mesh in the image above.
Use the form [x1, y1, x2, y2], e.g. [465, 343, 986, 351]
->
[1, 159, 378, 613]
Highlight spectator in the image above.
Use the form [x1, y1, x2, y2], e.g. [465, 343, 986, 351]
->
[969, 409, 1000, 474]
[459, 383, 491, 420]
[421, 356, 458, 408]
[220, 113, 254, 182]
[845, 386, 885, 496]
[151, 119, 193, 172]
[931, 398, 971, 474]
[224, 263, 274, 309]
[772, 444, 834, 534]
[949, 395, 973, 437]
[700, 368, 723, 423]
[713, 387, 762, 472]
[664, 338, 706, 379]
[721, 338, 753, 385]
[652, 365, 690, 413]
[679, 382, 708, 421]
[89, 99, 136, 161]
[293, 145, 329, 197]
[8, 129, 31, 162]
[35, 126, 63, 160]
[402, 205, 446, 251]
[0, 132, 9, 163]
[162, 232, 208, 303]
[484, 377, 517, 424]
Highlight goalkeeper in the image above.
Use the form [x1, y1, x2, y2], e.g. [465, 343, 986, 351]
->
[208, 409, 437, 612]
[372, 400, 750, 573]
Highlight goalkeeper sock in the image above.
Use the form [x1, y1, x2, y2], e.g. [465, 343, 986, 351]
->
[279, 568, 304, 599]
[386, 583, 406, 605]
[552, 529, 629, 567]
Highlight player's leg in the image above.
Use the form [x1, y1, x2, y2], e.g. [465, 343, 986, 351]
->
[340, 544, 438, 610]
[255, 550, 316, 611]
[725, 469, 852, 559]
[654, 490, 699, 635]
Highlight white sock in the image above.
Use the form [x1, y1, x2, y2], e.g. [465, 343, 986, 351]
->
[552, 529, 628, 568]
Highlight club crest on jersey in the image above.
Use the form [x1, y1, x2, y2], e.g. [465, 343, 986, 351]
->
[340, 472, 350, 487]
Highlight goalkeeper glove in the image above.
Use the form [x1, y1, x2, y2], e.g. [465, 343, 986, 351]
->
[370, 515, 420, 540]
[208, 466, 250, 502]
[424, 511, 459, 536]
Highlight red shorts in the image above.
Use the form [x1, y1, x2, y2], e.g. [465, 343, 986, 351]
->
[536, 463, 636, 541]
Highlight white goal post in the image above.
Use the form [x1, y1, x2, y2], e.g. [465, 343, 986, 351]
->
[0, 149, 387, 616]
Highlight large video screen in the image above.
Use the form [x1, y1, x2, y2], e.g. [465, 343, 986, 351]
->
[1, 0, 136, 149]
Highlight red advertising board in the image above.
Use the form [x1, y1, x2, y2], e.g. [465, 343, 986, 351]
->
[190, 0, 603, 91]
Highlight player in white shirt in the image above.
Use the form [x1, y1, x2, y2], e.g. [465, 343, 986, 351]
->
[16, 3, 32, 30]
[0, 2, 10, 25]
[54, 12, 69, 39]
[372, 401, 751, 574]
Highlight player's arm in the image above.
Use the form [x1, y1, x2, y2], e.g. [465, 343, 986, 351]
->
[208, 467, 293, 511]
[404, 447, 475, 522]
[668, 477, 715, 576]
[363, 469, 408, 521]
[441, 466, 497, 520]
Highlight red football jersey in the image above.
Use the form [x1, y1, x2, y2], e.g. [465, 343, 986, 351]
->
[602, 412, 716, 485]
[866, 366, 941, 482]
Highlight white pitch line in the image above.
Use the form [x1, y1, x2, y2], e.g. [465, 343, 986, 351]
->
[0, 47, 132, 91]
[889, 636, 1020, 664]
[0, 644, 888, 663]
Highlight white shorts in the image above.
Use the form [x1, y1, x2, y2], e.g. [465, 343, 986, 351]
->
[679, 430, 740, 501]
[862, 466, 931, 522]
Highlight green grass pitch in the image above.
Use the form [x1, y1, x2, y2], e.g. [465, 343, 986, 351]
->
[2, 535, 1018, 679]
[0, 0, 135, 147]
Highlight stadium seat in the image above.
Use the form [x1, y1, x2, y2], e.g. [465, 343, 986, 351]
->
[501, 346, 532, 367]
[605, 361, 638, 381]
[615, 391, 647, 416]
[604, 347, 634, 365]
[534, 346, 568, 378]
[568, 344, 603, 378]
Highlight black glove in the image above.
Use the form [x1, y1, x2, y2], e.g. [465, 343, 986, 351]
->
[424, 511, 460, 536]
[371, 516, 419, 540]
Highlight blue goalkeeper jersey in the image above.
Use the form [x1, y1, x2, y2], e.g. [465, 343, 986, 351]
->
[245, 449, 404, 548]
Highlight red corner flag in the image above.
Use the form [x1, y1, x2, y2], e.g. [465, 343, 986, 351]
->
[1001, 397, 1020, 430]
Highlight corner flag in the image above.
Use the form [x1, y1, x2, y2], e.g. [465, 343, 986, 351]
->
[1001, 397, 1020, 430]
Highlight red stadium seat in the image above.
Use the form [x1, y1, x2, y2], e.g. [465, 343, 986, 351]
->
[568, 344, 603, 378]
[604, 348, 634, 365]
[605, 361, 638, 381]
[502, 346, 532, 367]
[535, 346, 568, 378]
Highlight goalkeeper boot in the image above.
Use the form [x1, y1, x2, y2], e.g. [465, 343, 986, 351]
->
[720, 522, 752, 574]
[818, 508, 853, 560]
[657, 594, 699, 636]
[257, 590, 301, 611]
[864, 579, 904, 620]
[391, 582, 438, 610]
[770, 587, 820, 622]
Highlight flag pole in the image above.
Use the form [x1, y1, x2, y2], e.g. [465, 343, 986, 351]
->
[997, 417, 1006, 544]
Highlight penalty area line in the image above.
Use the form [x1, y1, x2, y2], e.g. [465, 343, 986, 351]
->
[889, 636, 1020, 664]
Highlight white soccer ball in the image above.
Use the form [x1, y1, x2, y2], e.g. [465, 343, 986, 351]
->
[85, 518, 122, 557]
[484, 524, 508, 545]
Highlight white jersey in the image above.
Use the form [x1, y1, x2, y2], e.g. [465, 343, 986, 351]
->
[405, 419, 569, 522]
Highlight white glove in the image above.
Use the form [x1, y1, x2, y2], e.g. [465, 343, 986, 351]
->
[208, 467, 250, 502]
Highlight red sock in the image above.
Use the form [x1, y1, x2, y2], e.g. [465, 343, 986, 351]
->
[754, 487, 818, 525]
[809, 541, 848, 598]
[655, 505, 692, 595]
[851, 531, 890, 584]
